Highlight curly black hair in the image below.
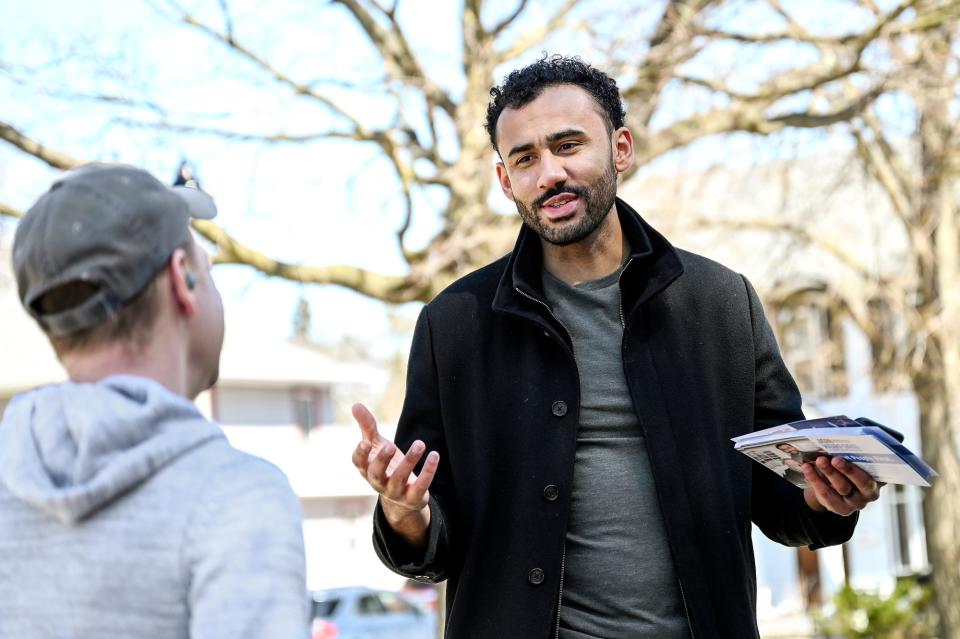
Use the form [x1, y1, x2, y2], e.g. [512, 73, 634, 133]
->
[485, 54, 626, 153]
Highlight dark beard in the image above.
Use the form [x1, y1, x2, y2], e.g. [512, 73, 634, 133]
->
[514, 159, 618, 246]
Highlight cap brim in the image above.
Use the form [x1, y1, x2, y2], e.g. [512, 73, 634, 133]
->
[171, 185, 217, 220]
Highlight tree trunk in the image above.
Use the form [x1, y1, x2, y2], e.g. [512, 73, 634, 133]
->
[910, 17, 960, 635]
[915, 364, 960, 637]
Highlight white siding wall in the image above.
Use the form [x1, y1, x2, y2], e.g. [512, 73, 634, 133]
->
[301, 496, 404, 590]
[217, 387, 294, 426]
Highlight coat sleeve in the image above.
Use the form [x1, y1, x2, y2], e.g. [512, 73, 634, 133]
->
[372, 306, 455, 581]
[742, 275, 859, 550]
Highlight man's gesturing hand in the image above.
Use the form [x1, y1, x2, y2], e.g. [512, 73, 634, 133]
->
[351, 403, 440, 549]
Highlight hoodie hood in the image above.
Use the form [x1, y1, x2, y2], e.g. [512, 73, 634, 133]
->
[0, 375, 223, 524]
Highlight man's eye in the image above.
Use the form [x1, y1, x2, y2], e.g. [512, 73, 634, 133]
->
[516, 155, 533, 166]
[558, 142, 578, 151]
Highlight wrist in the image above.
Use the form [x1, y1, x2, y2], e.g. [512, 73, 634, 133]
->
[381, 499, 431, 547]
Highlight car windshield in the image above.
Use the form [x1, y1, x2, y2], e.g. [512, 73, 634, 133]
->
[312, 598, 340, 618]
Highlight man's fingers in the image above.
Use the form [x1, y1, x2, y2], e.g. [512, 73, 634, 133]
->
[413, 451, 440, 494]
[383, 441, 427, 498]
[366, 441, 397, 490]
[830, 457, 882, 502]
[802, 464, 851, 515]
[815, 456, 855, 498]
[352, 402, 382, 444]
[352, 440, 373, 474]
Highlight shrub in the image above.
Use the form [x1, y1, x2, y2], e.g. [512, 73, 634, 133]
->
[814, 576, 938, 639]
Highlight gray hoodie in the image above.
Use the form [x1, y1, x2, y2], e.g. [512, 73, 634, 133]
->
[0, 375, 309, 638]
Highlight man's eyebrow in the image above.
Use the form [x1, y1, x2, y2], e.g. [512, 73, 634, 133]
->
[506, 142, 534, 159]
[546, 128, 586, 143]
[506, 129, 587, 159]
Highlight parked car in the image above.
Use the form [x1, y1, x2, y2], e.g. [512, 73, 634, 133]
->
[401, 579, 440, 613]
[311, 586, 438, 639]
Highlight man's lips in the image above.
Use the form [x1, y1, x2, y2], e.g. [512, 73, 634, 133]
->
[539, 193, 579, 220]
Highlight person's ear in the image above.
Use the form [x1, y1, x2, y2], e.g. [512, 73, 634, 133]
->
[496, 162, 516, 202]
[612, 126, 635, 174]
[168, 248, 198, 317]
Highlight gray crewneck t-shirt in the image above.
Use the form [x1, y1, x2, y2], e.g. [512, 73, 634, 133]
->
[543, 266, 689, 639]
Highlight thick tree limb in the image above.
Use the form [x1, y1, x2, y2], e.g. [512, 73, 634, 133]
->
[0, 202, 24, 219]
[650, 0, 718, 46]
[639, 85, 883, 165]
[0, 193, 428, 302]
[0, 123, 83, 170]
[192, 219, 428, 302]
[852, 123, 915, 221]
[675, 56, 864, 104]
[0, 125, 433, 302]
[852, 115, 939, 287]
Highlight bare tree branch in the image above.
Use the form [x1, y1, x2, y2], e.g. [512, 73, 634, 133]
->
[696, 0, 925, 45]
[1, 64, 168, 115]
[684, 216, 880, 282]
[331, 0, 456, 116]
[494, 0, 580, 63]
[115, 118, 389, 144]
[637, 85, 883, 166]
[675, 57, 863, 104]
[672, 0, 921, 106]
[0, 122, 83, 170]
[620, 0, 720, 128]
[216, 0, 234, 42]
[851, 116, 941, 284]
[853, 115, 916, 218]
[163, 1, 364, 129]
[490, 0, 530, 37]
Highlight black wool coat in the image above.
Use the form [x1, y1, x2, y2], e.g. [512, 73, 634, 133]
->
[373, 198, 857, 638]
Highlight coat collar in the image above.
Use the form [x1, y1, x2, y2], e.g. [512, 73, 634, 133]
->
[491, 197, 684, 322]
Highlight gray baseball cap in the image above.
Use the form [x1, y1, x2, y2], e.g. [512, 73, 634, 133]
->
[13, 163, 218, 336]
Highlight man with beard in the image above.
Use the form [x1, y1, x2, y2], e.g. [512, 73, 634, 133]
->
[351, 55, 881, 638]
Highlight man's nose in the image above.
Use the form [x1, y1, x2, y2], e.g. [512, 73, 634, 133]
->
[537, 152, 568, 190]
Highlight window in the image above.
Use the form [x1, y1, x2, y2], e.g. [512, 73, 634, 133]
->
[356, 594, 387, 616]
[292, 387, 333, 431]
[295, 395, 315, 431]
[774, 300, 848, 398]
[378, 591, 417, 614]
[890, 483, 928, 574]
[312, 598, 340, 618]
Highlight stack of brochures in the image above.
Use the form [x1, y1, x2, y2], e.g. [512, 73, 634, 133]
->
[732, 415, 937, 489]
